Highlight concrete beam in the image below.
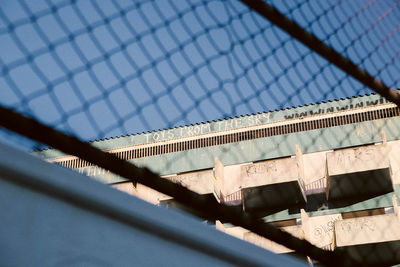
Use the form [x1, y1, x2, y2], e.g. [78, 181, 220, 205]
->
[335, 214, 400, 246]
[301, 209, 341, 249]
[216, 221, 302, 254]
[111, 182, 137, 196]
[136, 183, 171, 205]
[326, 144, 393, 200]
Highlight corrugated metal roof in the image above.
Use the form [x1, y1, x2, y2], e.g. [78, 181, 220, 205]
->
[34, 92, 393, 159]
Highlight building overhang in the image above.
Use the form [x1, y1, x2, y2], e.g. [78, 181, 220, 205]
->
[336, 241, 400, 266]
[334, 207, 400, 265]
[326, 144, 394, 201]
[242, 181, 306, 212]
[327, 168, 393, 201]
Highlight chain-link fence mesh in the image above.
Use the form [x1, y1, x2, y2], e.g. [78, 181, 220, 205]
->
[1, 0, 400, 265]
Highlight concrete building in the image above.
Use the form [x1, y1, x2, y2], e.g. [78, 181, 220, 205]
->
[0, 141, 305, 267]
[35, 93, 400, 265]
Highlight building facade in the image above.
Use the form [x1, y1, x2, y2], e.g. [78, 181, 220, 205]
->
[36, 93, 400, 265]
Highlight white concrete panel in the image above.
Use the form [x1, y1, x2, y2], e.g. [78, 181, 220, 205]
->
[335, 214, 400, 247]
[243, 225, 303, 254]
[213, 157, 224, 202]
[218, 223, 303, 254]
[111, 182, 136, 196]
[302, 210, 342, 248]
[165, 170, 214, 195]
[221, 225, 249, 240]
[136, 183, 171, 204]
[224, 164, 243, 195]
[388, 140, 400, 184]
[303, 151, 327, 185]
[327, 144, 390, 176]
[240, 157, 299, 189]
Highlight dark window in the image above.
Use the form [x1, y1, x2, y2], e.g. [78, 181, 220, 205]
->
[342, 208, 385, 219]
[269, 219, 297, 227]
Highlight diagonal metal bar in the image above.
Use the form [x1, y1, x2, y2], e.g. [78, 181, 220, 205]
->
[0, 105, 358, 266]
[239, 0, 400, 106]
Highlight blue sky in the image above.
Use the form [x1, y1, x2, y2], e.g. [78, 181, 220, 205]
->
[0, 0, 399, 150]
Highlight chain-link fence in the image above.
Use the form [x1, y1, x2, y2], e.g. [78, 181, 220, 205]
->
[1, 0, 400, 265]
